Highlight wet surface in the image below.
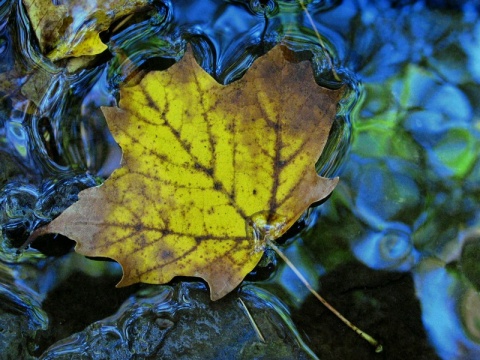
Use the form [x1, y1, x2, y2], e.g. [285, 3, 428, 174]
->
[40, 282, 315, 359]
[293, 261, 439, 360]
[1, 0, 480, 359]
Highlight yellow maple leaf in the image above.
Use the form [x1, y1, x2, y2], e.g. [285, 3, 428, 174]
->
[32, 45, 343, 300]
[22, 0, 150, 61]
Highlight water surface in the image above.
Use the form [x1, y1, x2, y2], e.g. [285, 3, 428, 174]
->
[1, 0, 479, 359]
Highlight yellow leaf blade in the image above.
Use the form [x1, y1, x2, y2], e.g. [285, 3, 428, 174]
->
[34, 45, 343, 300]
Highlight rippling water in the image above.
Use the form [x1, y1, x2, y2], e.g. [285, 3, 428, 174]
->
[1, 0, 479, 359]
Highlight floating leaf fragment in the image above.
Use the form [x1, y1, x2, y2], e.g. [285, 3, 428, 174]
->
[22, 0, 150, 61]
[31, 45, 343, 300]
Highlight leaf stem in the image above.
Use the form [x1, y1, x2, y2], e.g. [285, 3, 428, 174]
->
[297, 0, 341, 82]
[267, 239, 383, 353]
[238, 297, 266, 343]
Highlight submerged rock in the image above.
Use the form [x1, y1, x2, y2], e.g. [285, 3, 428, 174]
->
[0, 264, 48, 360]
[40, 282, 316, 359]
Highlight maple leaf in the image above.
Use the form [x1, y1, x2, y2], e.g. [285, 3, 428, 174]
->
[31, 45, 343, 300]
[22, 0, 150, 61]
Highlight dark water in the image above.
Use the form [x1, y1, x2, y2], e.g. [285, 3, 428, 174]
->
[1, 0, 480, 359]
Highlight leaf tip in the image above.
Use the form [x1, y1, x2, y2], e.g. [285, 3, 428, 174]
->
[19, 225, 49, 252]
[318, 175, 340, 199]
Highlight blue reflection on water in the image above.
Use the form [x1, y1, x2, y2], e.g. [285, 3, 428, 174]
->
[167, 0, 267, 83]
[352, 223, 420, 271]
[462, 22, 480, 81]
[414, 263, 480, 360]
[6, 120, 28, 158]
[285, 1, 480, 358]
[352, 158, 422, 228]
[415, 265, 461, 359]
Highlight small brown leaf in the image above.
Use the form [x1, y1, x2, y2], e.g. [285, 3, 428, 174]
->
[22, 0, 150, 61]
